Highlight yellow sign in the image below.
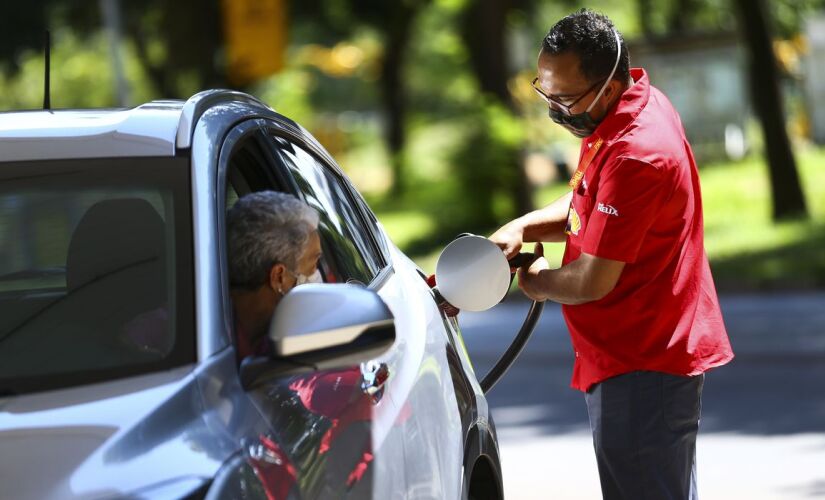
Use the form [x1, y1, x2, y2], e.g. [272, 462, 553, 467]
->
[222, 0, 286, 85]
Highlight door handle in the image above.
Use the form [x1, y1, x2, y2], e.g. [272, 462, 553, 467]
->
[360, 361, 390, 404]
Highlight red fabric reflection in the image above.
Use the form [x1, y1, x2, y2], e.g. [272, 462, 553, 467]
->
[249, 434, 298, 500]
[288, 369, 374, 486]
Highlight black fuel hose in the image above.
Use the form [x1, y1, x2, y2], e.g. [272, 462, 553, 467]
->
[479, 252, 544, 394]
[480, 299, 544, 393]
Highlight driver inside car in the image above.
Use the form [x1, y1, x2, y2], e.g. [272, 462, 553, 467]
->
[226, 190, 323, 360]
[227, 192, 377, 493]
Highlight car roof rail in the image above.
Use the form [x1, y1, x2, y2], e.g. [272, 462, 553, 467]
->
[176, 89, 272, 149]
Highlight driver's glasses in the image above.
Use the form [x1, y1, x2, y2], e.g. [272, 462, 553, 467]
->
[531, 77, 606, 116]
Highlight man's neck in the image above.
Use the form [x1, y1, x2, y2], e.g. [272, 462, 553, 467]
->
[231, 288, 274, 344]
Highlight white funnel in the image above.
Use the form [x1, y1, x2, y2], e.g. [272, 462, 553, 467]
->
[435, 235, 511, 312]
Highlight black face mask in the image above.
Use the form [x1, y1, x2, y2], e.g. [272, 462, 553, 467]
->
[548, 107, 600, 138]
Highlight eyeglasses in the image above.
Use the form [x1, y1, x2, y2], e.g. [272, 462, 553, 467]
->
[531, 77, 607, 117]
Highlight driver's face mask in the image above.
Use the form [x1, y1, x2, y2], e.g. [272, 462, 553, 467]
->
[549, 29, 622, 138]
[294, 268, 323, 286]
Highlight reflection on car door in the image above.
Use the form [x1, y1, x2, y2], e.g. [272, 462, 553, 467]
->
[218, 125, 378, 498]
[271, 133, 464, 498]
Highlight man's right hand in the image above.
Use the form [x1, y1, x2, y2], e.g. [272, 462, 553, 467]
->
[489, 223, 524, 260]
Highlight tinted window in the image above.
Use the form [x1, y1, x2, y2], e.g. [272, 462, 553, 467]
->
[271, 137, 382, 285]
[0, 158, 195, 394]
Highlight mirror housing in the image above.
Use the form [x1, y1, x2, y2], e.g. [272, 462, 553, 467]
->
[269, 283, 393, 355]
[240, 284, 395, 389]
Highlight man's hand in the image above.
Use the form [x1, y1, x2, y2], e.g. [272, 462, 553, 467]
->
[517, 242, 550, 301]
[489, 222, 524, 260]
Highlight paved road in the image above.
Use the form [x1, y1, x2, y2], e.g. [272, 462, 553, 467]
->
[460, 293, 825, 499]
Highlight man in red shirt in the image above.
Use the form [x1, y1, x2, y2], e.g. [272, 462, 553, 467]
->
[491, 9, 733, 500]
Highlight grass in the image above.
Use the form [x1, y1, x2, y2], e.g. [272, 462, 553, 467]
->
[699, 147, 825, 290]
[368, 144, 825, 291]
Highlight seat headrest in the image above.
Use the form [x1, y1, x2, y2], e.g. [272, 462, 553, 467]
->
[67, 198, 165, 291]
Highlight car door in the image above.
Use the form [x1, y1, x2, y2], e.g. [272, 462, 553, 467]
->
[211, 120, 400, 499]
[267, 131, 464, 499]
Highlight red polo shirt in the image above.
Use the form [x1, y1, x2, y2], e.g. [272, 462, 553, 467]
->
[562, 68, 734, 392]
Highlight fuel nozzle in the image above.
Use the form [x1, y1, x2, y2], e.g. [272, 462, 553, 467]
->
[507, 252, 539, 271]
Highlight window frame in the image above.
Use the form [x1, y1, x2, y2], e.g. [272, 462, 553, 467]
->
[215, 120, 295, 344]
[214, 118, 396, 359]
[262, 126, 393, 290]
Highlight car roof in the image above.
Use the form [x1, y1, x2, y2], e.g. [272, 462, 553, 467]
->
[0, 101, 186, 162]
[0, 90, 284, 162]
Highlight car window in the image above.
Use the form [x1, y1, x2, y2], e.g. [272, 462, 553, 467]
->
[270, 136, 382, 285]
[0, 158, 195, 395]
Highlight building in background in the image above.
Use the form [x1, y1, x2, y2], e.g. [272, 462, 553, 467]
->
[629, 33, 748, 162]
[804, 15, 825, 145]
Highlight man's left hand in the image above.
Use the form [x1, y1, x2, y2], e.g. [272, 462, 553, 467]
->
[517, 242, 550, 302]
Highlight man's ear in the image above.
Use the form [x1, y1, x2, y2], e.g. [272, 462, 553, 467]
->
[604, 79, 622, 102]
[268, 263, 288, 293]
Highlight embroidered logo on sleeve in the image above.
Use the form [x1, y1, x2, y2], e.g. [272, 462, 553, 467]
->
[597, 203, 619, 217]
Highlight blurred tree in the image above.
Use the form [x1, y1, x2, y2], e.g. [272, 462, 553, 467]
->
[450, 100, 524, 233]
[734, 0, 808, 220]
[63, 0, 226, 98]
[634, 0, 737, 37]
[669, 0, 702, 33]
[377, 1, 430, 197]
[627, 0, 812, 221]
[638, 0, 655, 37]
[0, 2, 50, 72]
[0, 32, 156, 111]
[460, 0, 534, 220]
[291, 0, 431, 197]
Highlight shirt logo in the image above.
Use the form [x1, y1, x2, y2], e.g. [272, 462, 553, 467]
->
[597, 203, 619, 217]
[565, 205, 582, 236]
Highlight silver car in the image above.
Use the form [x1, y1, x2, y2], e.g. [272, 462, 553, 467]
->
[0, 91, 502, 499]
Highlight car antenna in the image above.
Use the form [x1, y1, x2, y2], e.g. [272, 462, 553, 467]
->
[43, 30, 51, 110]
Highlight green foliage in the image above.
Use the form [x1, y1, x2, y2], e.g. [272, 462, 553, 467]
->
[1, 0, 823, 292]
[0, 30, 155, 110]
[699, 146, 825, 290]
[769, 0, 825, 38]
[449, 100, 524, 231]
[254, 67, 317, 126]
[378, 146, 825, 290]
[0, 1, 51, 69]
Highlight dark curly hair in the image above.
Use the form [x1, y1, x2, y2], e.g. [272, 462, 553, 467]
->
[542, 9, 630, 84]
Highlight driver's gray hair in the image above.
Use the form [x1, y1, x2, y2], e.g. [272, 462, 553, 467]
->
[227, 191, 320, 290]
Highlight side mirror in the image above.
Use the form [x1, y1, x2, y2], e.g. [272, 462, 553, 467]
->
[240, 284, 395, 389]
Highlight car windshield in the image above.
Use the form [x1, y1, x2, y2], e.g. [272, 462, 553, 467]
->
[0, 157, 195, 395]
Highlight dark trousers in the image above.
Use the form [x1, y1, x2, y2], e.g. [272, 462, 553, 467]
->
[585, 371, 704, 500]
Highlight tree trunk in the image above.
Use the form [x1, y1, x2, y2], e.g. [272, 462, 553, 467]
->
[638, 0, 654, 38]
[669, 0, 699, 34]
[734, 0, 808, 221]
[461, 0, 533, 217]
[379, 3, 418, 197]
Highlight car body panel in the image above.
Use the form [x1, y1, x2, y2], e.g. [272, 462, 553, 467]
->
[375, 247, 464, 498]
[0, 365, 220, 499]
[0, 105, 182, 161]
